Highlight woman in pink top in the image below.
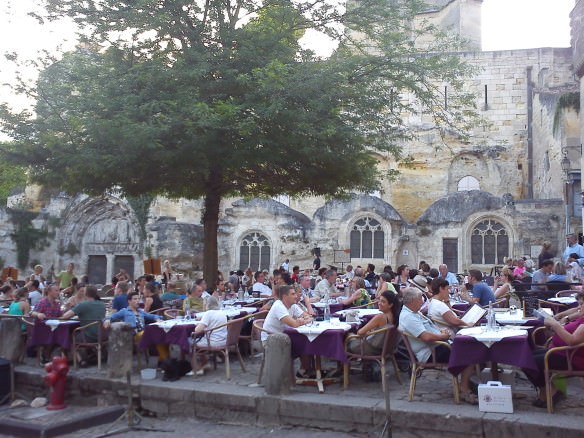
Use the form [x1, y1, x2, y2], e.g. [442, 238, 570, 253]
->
[512, 259, 526, 278]
[524, 300, 584, 408]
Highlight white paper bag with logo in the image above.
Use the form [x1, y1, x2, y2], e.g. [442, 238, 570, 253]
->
[478, 381, 513, 414]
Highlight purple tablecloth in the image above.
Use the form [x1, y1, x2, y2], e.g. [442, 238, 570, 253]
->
[28, 320, 79, 350]
[284, 326, 355, 363]
[314, 303, 343, 316]
[140, 322, 197, 353]
[448, 334, 537, 376]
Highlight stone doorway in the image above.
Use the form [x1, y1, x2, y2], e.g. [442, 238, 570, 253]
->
[114, 255, 134, 280]
[442, 238, 459, 274]
[87, 255, 107, 285]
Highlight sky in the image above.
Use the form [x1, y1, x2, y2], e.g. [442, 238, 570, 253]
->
[0, 0, 576, 113]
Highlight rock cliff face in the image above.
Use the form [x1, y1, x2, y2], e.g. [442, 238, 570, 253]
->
[148, 217, 204, 273]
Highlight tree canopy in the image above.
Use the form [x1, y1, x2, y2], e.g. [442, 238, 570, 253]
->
[0, 0, 480, 283]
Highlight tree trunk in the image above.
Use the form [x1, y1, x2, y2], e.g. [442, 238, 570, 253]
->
[202, 172, 222, 290]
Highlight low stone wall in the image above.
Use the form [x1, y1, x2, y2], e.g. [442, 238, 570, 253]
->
[13, 366, 584, 438]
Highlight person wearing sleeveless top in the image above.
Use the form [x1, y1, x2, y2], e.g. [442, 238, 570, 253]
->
[347, 291, 400, 355]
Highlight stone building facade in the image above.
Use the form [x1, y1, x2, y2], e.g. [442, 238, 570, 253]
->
[0, 0, 581, 282]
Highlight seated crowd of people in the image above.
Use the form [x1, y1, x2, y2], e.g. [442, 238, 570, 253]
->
[1, 252, 583, 410]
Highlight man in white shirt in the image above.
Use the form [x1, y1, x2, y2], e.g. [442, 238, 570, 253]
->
[252, 271, 273, 297]
[313, 269, 340, 299]
[281, 259, 290, 272]
[399, 287, 476, 404]
[263, 285, 313, 377]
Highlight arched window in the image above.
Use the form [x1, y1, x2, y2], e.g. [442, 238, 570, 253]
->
[458, 175, 480, 191]
[239, 232, 271, 271]
[471, 219, 508, 265]
[350, 217, 384, 259]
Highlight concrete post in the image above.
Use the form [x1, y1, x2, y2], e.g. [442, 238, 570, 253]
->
[107, 322, 134, 378]
[0, 317, 24, 363]
[263, 333, 292, 395]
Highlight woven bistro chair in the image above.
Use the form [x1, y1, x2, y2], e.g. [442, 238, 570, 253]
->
[556, 290, 578, 298]
[72, 320, 109, 370]
[191, 315, 247, 379]
[163, 308, 184, 320]
[544, 341, 584, 413]
[343, 324, 402, 392]
[400, 330, 460, 404]
[238, 310, 268, 357]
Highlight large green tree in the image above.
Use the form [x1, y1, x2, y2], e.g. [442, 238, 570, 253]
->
[0, 0, 479, 284]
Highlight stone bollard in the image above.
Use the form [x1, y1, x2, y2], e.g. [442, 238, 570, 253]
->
[264, 333, 292, 395]
[107, 322, 134, 378]
[0, 317, 24, 363]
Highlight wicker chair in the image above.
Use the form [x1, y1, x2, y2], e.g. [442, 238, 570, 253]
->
[192, 316, 247, 379]
[343, 324, 402, 392]
[544, 342, 584, 413]
[556, 290, 577, 298]
[347, 299, 379, 310]
[163, 308, 184, 319]
[72, 320, 109, 370]
[238, 310, 268, 357]
[401, 331, 460, 403]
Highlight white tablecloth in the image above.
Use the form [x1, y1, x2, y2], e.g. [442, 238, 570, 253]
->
[294, 320, 353, 342]
[152, 319, 197, 333]
[336, 309, 381, 317]
[457, 326, 528, 348]
[548, 296, 577, 305]
[495, 311, 537, 325]
[313, 300, 340, 308]
[45, 319, 78, 332]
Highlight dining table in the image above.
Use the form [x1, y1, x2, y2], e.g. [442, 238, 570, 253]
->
[448, 326, 538, 380]
[28, 319, 79, 351]
[140, 306, 257, 354]
[284, 319, 357, 393]
[312, 301, 344, 315]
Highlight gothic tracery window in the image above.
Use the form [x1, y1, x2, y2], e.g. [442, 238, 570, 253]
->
[239, 232, 271, 271]
[350, 217, 384, 259]
[470, 219, 508, 265]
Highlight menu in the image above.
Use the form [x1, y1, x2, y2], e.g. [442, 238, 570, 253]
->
[461, 304, 487, 326]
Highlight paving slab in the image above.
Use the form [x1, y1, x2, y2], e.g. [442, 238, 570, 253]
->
[12, 354, 584, 438]
[0, 405, 124, 438]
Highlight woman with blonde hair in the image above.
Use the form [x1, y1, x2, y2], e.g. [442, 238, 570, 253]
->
[162, 260, 172, 286]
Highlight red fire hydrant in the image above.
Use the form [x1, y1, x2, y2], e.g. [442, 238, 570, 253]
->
[44, 356, 69, 410]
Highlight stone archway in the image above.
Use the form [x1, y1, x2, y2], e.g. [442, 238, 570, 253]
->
[58, 196, 142, 284]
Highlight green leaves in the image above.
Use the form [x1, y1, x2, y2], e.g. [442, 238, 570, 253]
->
[1, 0, 482, 203]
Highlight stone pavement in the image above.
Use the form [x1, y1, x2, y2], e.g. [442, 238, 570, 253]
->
[11, 352, 584, 438]
[44, 416, 380, 438]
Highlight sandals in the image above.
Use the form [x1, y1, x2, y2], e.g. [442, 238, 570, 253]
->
[460, 390, 478, 405]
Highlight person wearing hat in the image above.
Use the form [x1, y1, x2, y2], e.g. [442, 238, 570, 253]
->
[411, 274, 430, 293]
[410, 274, 432, 313]
[339, 277, 372, 307]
